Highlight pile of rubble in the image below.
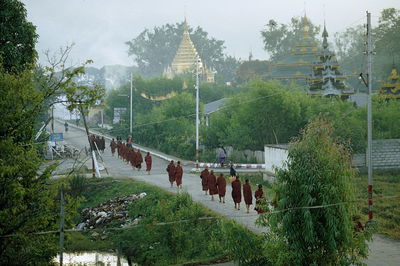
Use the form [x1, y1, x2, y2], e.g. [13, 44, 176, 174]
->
[76, 192, 146, 230]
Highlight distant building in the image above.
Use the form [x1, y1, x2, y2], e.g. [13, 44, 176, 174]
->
[270, 15, 320, 86]
[164, 20, 215, 83]
[204, 98, 229, 126]
[308, 24, 354, 99]
[379, 64, 400, 99]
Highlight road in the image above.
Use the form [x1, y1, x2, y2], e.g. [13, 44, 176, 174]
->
[54, 121, 400, 265]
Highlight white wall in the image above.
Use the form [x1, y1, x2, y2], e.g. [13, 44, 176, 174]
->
[264, 145, 288, 173]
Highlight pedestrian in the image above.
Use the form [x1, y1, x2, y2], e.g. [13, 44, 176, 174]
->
[110, 138, 116, 156]
[243, 179, 253, 213]
[100, 136, 105, 153]
[145, 152, 152, 174]
[135, 149, 143, 170]
[254, 184, 265, 214]
[175, 161, 183, 189]
[231, 175, 242, 210]
[219, 146, 226, 167]
[216, 173, 227, 203]
[229, 162, 236, 183]
[166, 160, 176, 187]
[126, 135, 133, 147]
[207, 170, 217, 201]
[200, 166, 209, 195]
[64, 122, 69, 132]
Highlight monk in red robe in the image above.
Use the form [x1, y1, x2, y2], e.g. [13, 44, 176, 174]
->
[135, 150, 143, 170]
[216, 173, 227, 203]
[243, 179, 253, 213]
[129, 148, 136, 169]
[175, 161, 183, 189]
[145, 152, 152, 174]
[254, 184, 265, 214]
[166, 160, 176, 187]
[200, 167, 209, 195]
[231, 176, 242, 210]
[207, 170, 217, 201]
[110, 139, 116, 156]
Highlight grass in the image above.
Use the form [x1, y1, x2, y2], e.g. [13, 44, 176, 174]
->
[63, 177, 263, 265]
[354, 172, 400, 239]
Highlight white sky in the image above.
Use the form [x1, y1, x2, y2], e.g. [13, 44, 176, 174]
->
[22, 0, 399, 68]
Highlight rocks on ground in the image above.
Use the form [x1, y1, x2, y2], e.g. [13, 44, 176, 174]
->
[76, 192, 147, 231]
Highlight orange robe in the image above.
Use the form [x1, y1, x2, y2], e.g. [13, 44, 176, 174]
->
[200, 169, 209, 191]
[175, 165, 183, 186]
[135, 151, 143, 169]
[208, 173, 217, 195]
[166, 163, 176, 183]
[216, 176, 227, 197]
[243, 183, 253, 205]
[145, 155, 152, 171]
[254, 189, 265, 214]
[231, 179, 242, 203]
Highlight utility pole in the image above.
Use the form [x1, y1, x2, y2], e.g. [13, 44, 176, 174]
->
[130, 72, 133, 135]
[59, 184, 65, 266]
[366, 11, 373, 220]
[195, 55, 200, 169]
[79, 105, 96, 178]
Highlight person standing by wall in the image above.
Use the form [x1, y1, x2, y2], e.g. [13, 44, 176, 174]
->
[219, 146, 227, 167]
[243, 179, 253, 213]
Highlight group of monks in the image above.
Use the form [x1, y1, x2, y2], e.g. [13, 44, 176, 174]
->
[110, 138, 152, 174]
[200, 166, 266, 214]
[166, 160, 184, 188]
[90, 135, 106, 153]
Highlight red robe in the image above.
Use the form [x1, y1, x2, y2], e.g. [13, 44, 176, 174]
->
[135, 151, 143, 169]
[243, 183, 253, 205]
[231, 179, 242, 203]
[216, 176, 227, 197]
[145, 155, 152, 171]
[175, 165, 183, 186]
[166, 163, 176, 183]
[207, 173, 217, 195]
[254, 189, 265, 214]
[200, 169, 209, 191]
[110, 141, 116, 154]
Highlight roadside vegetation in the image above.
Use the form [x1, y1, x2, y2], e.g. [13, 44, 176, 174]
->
[64, 177, 265, 265]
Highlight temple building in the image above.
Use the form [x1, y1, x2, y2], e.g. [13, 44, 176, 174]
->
[164, 21, 215, 83]
[379, 64, 400, 99]
[270, 15, 320, 86]
[308, 24, 354, 98]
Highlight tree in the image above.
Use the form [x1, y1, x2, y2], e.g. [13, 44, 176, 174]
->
[261, 16, 320, 61]
[0, 0, 38, 73]
[334, 8, 400, 82]
[126, 22, 238, 81]
[259, 117, 369, 265]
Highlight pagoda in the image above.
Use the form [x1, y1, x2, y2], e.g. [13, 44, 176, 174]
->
[270, 15, 320, 86]
[308, 24, 354, 98]
[379, 64, 400, 99]
[164, 20, 214, 83]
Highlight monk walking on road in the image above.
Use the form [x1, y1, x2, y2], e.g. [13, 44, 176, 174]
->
[135, 149, 143, 170]
[216, 173, 227, 203]
[243, 179, 253, 213]
[254, 184, 265, 214]
[110, 138, 116, 156]
[208, 170, 217, 201]
[145, 152, 152, 174]
[166, 160, 176, 187]
[175, 161, 183, 189]
[200, 166, 209, 195]
[231, 176, 242, 210]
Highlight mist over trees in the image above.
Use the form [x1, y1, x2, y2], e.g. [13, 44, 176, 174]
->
[126, 22, 240, 82]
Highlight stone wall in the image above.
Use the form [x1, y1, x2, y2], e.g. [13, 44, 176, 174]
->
[219, 139, 400, 171]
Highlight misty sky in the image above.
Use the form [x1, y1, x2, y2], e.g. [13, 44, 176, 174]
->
[22, 0, 399, 68]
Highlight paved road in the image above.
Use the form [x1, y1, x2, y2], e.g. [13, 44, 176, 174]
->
[54, 121, 400, 265]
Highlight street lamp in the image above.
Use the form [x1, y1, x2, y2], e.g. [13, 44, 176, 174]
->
[195, 55, 200, 169]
